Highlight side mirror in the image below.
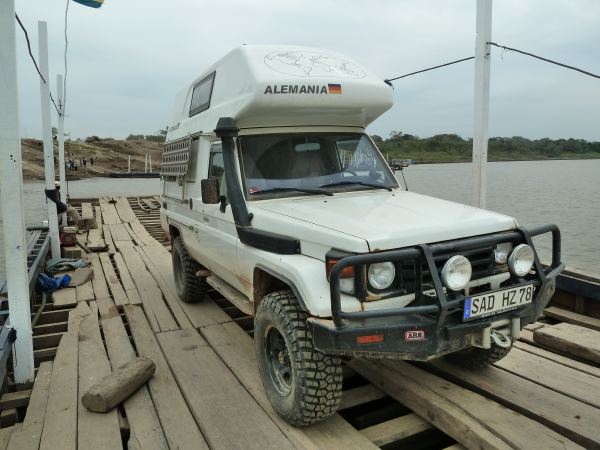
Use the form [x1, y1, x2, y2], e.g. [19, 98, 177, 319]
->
[201, 178, 220, 204]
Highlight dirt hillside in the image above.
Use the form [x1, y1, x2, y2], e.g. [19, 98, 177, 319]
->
[21, 138, 164, 180]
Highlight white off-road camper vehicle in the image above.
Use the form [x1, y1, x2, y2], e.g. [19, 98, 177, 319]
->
[160, 45, 564, 426]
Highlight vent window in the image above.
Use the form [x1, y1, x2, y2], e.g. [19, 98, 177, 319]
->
[189, 72, 215, 116]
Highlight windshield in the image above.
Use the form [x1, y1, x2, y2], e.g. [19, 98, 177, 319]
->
[239, 133, 399, 199]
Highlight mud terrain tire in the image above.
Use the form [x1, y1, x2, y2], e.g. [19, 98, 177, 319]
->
[172, 236, 206, 303]
[255, 290, 342, 426]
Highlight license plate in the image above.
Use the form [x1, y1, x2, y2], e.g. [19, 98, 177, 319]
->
[463, 284, 535, 321]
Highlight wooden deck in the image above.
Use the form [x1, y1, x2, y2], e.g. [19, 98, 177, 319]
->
[1, 196, 599, 450]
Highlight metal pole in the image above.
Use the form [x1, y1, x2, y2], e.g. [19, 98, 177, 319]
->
[0, 0, 35, 383]
[144, 154, 147, 173]
[149, 155, 152, 173]
[471, 0, 493, 208]
[57, 74, 67, 222]
[128, 155, 131, 173]
[38, 21, 61, 259]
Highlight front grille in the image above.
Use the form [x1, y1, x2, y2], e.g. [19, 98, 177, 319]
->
[397, 246, 495, 295]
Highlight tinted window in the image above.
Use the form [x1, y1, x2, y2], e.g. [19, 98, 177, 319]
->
[189, 72, 215, 116]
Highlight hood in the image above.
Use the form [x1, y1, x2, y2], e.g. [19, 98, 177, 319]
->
[253, 190, 517, 251]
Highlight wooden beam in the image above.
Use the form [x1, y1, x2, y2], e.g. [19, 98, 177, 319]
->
[124, 305, 207, 450]
[351, 359, 582, 450]
[360, 413, 434, 447]
[534, 322, 600, 364]
[427, 359, 599, 449]
[339, 384, 386, 410]
[514, 341, 600, 378]
[156, 329, 292, 449]
[544, 306, 600, 332]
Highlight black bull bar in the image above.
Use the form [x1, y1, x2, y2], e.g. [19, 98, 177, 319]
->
[316, 225, 563, 357]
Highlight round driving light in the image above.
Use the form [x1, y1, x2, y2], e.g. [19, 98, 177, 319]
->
[441, 255, 472, 291]
[494, 242, 513, 265]
[368, 262, 395, 290]
[508, 244, 535, 276]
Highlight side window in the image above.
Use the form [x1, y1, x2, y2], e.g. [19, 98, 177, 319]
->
[208, 150, 227, 198]
[189, 72, 215, 116]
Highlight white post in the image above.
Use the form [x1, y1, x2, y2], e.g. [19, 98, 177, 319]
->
[57, 74, 66, 222]
[38, 21, 61, 259]
[149, 155, 152, 173]
[471, 0, 493, 208]
[144, 154, 148, 173]
[128, 155, 131, 173]
[0, 0, 35, 383]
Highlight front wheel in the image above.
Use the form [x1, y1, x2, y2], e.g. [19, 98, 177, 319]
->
[172, 236, 207, 303]
[448, 341, 513, 369]
[254, 290, 342, 426]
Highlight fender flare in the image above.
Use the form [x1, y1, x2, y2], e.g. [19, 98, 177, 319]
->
[255, 264, 309, 313]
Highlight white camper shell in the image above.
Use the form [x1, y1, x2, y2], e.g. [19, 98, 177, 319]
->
[160, 45, 563, 426]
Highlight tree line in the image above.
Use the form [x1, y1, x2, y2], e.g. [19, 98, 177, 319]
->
[372, 132, 600, 163]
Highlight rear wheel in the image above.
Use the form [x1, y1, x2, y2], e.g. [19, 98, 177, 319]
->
[449, 341, 513, 369]
[255, 290, 342, 426]
[172, 236, 207, 303]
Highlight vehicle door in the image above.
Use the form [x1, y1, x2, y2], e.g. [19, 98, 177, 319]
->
[194, 141, 241, 290]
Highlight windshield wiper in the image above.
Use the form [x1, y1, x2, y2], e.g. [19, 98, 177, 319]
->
[252, 187, 334, 196]
[320, 181, 393, 191]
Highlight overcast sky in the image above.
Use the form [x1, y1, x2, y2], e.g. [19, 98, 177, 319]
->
[13, 0, 600, 141]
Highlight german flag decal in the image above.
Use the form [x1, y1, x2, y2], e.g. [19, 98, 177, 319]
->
[328, 83, 342, 94]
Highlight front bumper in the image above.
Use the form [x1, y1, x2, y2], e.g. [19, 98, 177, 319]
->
[308, 225, 564, 360]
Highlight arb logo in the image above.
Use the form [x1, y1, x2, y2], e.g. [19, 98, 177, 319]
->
[405, 330, 426, 341]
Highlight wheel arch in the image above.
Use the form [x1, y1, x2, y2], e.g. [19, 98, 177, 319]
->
[253, 265, 308, 314]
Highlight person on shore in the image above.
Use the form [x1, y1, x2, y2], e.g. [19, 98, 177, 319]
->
[83, 158, 87, 167]
[90, 156, 94, 166]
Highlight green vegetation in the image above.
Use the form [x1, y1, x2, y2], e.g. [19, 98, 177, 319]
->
[373, 132, 600, 163]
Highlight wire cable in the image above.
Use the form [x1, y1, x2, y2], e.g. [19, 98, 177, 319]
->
[385, 56, 474, 85]
[15, 13, 62, 116]
[488, 42, 600, 80]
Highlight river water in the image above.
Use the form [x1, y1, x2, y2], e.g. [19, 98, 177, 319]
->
[1, 159, 598, 278]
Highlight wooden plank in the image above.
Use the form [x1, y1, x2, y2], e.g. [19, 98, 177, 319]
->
[534, 322, 600, 364]
[1, 425, 17, 450]
[201, 321, 377, 450]
[109, 223, 132, 242]
[117, 242, 177, 332]
[75, 281, 95, 302]
[39, 304, 90, 450]
[544, 306, 600, 332]
[206, 275, 253, 316]
[157, 329, 292, 449]
[427, 358, 599, 449]
[123, 305, 207, 450]
[113, 252, 142, 304]
[514, 341, 600, 378]
[360, 413, 434, 447]
[351, 359, 582, 450]
[103, 224, 116, 254]
[94, 205, 103, 230]
[494, 347, 600, 408]
[142, 198, 158, 209]
[77, 303, 122, 450]
[95, 296, 168, 450]
[99, 199, 121, 225]
[115, 196, 138, 223]
[130, 220, 157, 246]
[85, 228, 105, 251]
[81, 203, 94, 221]
[99, 253, 129, 306]
[52, 288, 77, 307]
[134, 246, 193, 329]
[6, 362, 53, 450]
[88, 253, 110, 299]
[339, 384, 386, 410]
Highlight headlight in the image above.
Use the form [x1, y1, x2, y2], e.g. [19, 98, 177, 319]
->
[494, 242, 513, 264]
[368, 262, 395, 290]
[508, 244, 535, 276]
[441, 255, 472, 291]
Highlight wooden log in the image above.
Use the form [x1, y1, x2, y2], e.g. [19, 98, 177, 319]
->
[157, 329, 292, 449]
[427, 358, 599, 449]
[6, 362, 53, 450]
[544, 306, 600, 332]
[534, 322, 600, 364]
[351, 359, 582, 450]
[82, 357, 156, 413]
[124, 305, 207, 450]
